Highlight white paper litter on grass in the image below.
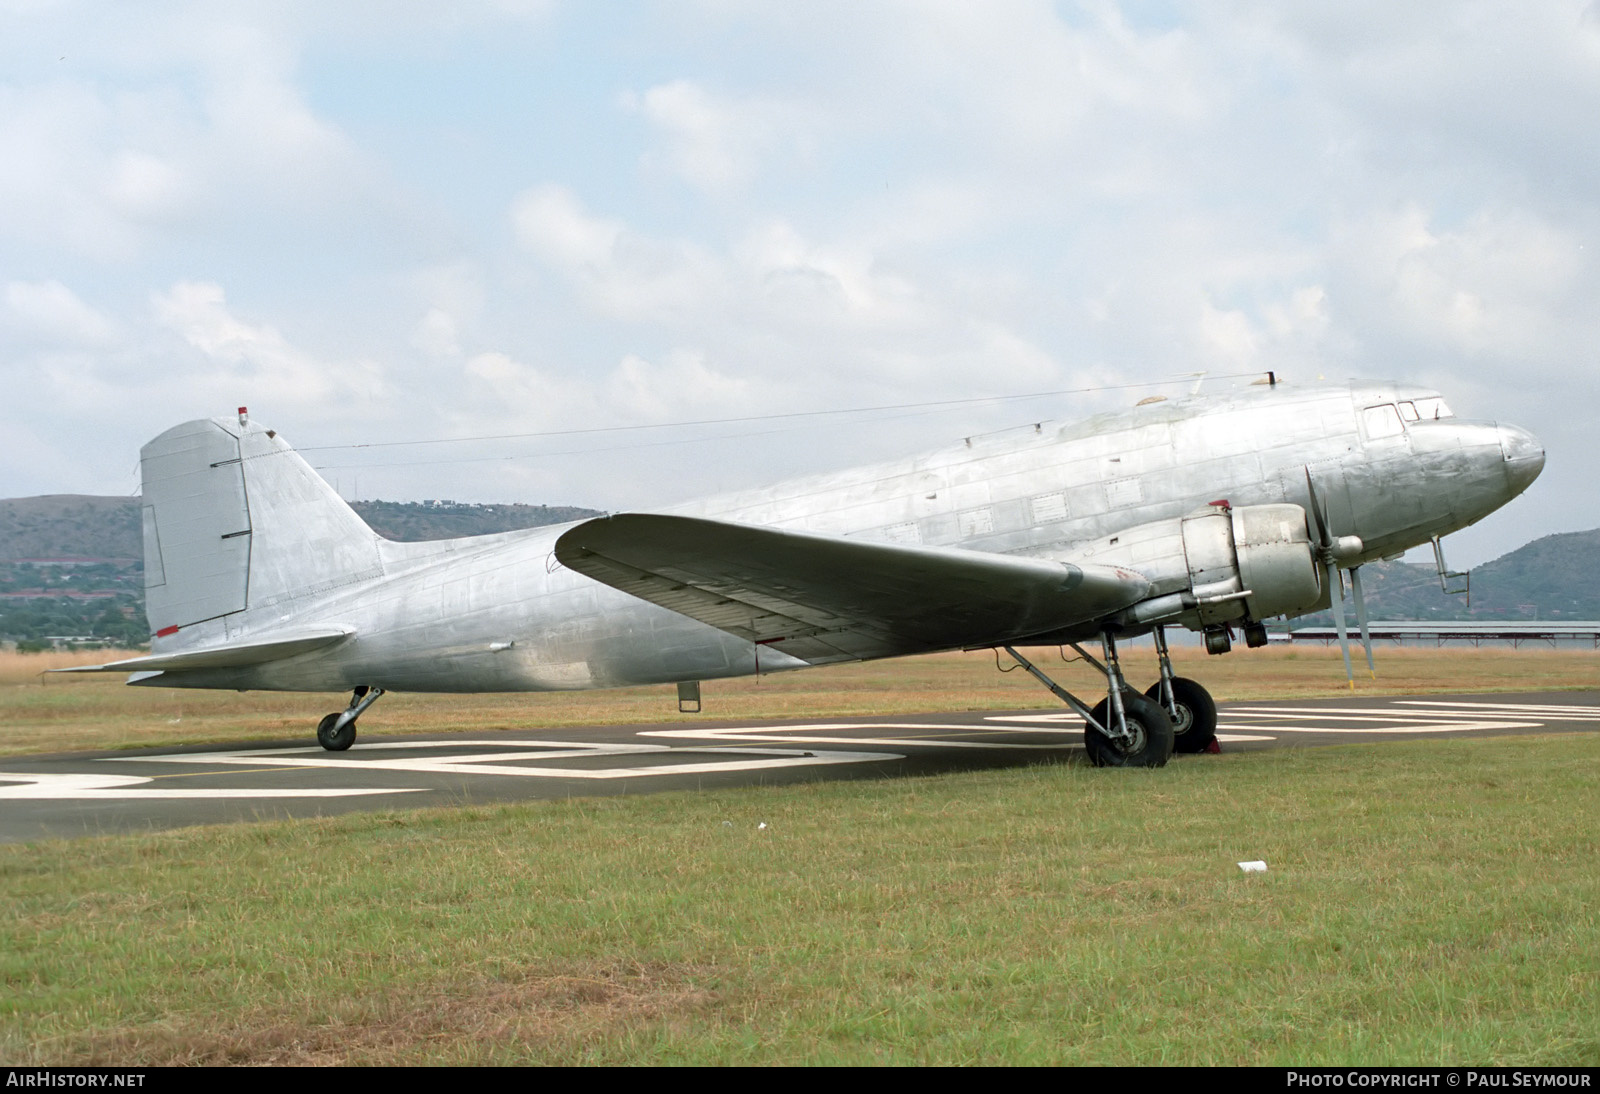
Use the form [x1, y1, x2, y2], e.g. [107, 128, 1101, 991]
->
[1238, 860, 1268, 873]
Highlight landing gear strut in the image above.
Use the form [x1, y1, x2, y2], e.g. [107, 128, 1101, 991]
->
[317, 685, 385, 751]
[1146, 626, 1218, 754]
[1003, 631, 1173, 768]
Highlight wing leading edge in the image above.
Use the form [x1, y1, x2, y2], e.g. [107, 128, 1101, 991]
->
[554, 514, 1148, 664]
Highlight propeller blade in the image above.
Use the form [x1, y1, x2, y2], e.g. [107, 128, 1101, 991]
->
[1304, 468, 1332, 549]
[1326, 559, 1354, 688]
[1350, 564, 1376, 678]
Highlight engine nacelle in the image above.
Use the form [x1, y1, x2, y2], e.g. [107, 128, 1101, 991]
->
[1059, 503, 1324, 631]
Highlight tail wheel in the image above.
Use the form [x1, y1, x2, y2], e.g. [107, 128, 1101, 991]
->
[1085, 691, 1174, 768]
[317, 712, 356, 751]
[1146, 677, 1218, 754]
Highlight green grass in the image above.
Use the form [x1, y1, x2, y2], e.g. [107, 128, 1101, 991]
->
[4, 734, 1597, 1065]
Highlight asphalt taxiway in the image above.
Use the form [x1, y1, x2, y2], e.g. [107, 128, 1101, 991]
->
[2, 690, 1596, 842]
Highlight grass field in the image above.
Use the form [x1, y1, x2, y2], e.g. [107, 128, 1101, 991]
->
[7, 643, 1600, 755]
[2, 734, 1596, 1065]
[2, 645, 1598, 1065]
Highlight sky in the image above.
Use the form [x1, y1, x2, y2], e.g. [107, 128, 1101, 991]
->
[3, 0, 1598, 569]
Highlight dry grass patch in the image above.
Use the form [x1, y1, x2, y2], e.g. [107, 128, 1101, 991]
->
[0, 648, 131, 684]
[74, 961, 720, 1066]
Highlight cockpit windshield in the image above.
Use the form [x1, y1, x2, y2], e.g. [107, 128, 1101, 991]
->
[1404, 397, 1453, 421]
[1363, 396, 1455, 440]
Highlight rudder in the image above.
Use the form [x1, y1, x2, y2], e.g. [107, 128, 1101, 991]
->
[141, 415, 382, 635]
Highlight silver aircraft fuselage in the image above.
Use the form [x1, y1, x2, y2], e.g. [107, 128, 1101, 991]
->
[139, 380, 1542, 694]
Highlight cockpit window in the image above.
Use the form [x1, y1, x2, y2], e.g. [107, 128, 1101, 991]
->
[1398, 401, 1420, 422]
[1413, 397, 1452, 420]
[1362, 403, 1405, 439]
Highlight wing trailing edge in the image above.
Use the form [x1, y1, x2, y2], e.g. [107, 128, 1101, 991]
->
[554, 513, 1147, 664]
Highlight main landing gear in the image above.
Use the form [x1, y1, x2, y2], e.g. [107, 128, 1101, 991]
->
[1004, 631, 1174, 767]
[1147, 626, 1218, 754]
[1002, 624, 1219, 766]
[316, 685, 385, 751]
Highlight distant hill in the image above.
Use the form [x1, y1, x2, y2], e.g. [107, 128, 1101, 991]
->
[349, 500, 600, 541]
[1467, 528, 1600, 619]
[0, 495, 143, 561]
[1295, 528, 1600, 624]
[0, 494, 600, 645]
[0, 495, 601, 559]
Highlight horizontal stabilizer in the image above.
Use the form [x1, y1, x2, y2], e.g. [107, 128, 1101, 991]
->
[554, 514, 1147, 664]
[50, 627, 354, 674]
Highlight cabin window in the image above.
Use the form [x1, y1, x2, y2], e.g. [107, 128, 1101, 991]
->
[1362, 403, 1405, 439]
[958, 507, 995, 537]
[1105, 478, 1143, 507]
[1029, 492, 1069, 524]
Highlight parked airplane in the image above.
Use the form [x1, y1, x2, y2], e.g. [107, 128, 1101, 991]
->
[61, 378, 1543, 767]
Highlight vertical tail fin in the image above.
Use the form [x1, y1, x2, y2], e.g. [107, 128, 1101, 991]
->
[141, 416, 382, 635]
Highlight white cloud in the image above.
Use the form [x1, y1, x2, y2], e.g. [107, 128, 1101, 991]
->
[604, 350, 752, 422]
[1393, 212, 1588, 361]
[3, 280, 119, 346]
[511, 185, 623, 270]
[0, 81, 140, 259]
[1190, 285, 1336, 375]
[412, 308, 462, 358]
[738, 221, 918, 324]
[818, 0, 1211, 173]
[404, 263, 487, 361]
[151, 280, 387, 407]
[1331, 204, 1596, 367]
[2, 2, 1596, 560]
[0, 12, 390, 261]
[190, 21, 374, 207]
[628, 78, 811, 192]
[104, 149, 194, 223]
[507, 184, 1062, 406]
[511, 183, 723, 322]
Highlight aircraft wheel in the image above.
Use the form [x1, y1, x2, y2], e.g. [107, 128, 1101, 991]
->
[1146, 677, 1218, 754]
[317, 712, 356, 751]
[1085, 691, 1173, 768]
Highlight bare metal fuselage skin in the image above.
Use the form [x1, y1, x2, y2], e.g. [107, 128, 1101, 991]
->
[138, 381, 1542, 694]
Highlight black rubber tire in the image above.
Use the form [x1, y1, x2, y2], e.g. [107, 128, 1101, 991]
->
[1146, 677, 1218, 754]
[1085, 690, 1174, 768]
[317, 712, 356, 751]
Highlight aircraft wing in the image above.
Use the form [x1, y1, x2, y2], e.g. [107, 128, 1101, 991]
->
[50, 627, 354, 674]
[554, 514, 1148, 664]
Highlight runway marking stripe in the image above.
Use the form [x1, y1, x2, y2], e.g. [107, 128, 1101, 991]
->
[1228, 707, 1533, 720]
[640, 724, 1074, 750]
[99, 741, 906, 782]
[1217, 720, 1537, 734]
[983, 713, 1081, 724]
[1397, 700, 1600, 718]
[146, 766, 310, 779]
[105, 739, 667, 759]
[0, 773, 421, 800]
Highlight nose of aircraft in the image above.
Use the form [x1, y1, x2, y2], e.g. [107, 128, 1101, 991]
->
[1497, 422, 1545, 495]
